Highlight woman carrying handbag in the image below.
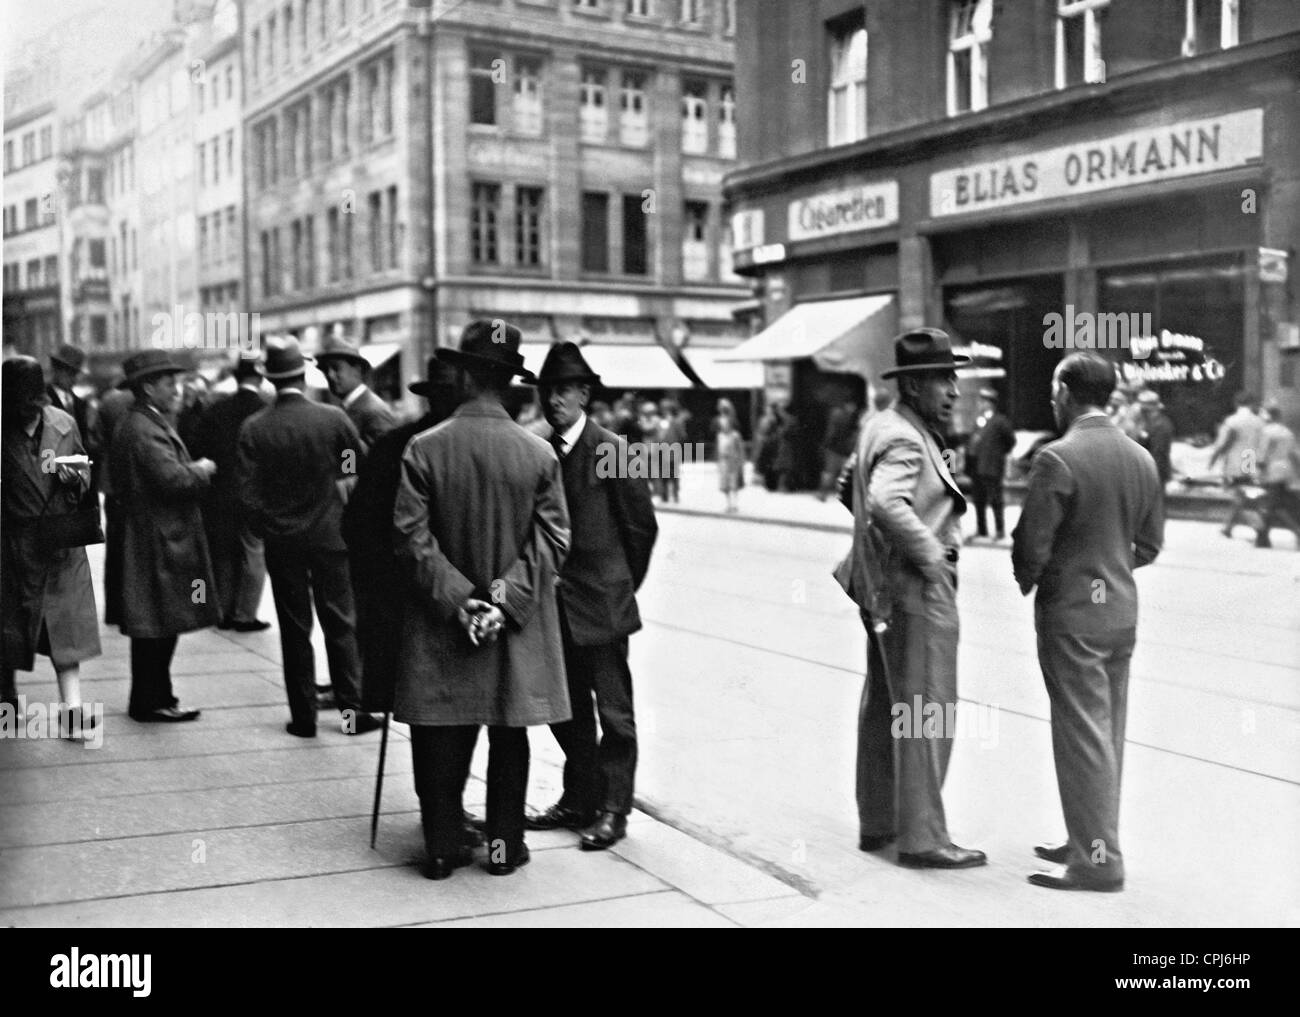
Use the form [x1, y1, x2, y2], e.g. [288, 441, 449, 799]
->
[1, 356, 103, 740]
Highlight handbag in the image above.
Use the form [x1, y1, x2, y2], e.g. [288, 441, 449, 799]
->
[34, 482, 105, 558]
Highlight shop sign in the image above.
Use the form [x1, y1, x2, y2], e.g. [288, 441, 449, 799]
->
[930, 109, 1263, 218]
[1118, 329, 1226, 385]
[1259, 248, 1288, 284]
[788, 181, 899, 242]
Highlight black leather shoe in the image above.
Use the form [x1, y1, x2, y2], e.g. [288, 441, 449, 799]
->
[898, 844, 987, 869]
[859, 833, 896, 852]
[1028, 866, 1124, 892]
[343, 712, 384, 735]
[230, 619, 272, 632]
[424, 847, 474, 881]
[579, 811, 628, 851]
[131, 706, 201, 723]
[1034, 842, 1070, 864]
[524, 802, 592, 831]
[485, 843, 530, 876]
[285, 721, 317, 738]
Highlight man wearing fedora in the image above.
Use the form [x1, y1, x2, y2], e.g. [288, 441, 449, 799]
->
[110, 350, 218, 723]
[525, 342, 658, 851]
[1014, 352, 1163, 891]
[191, 354, 272, 633]
[393, 320, 571, 879]
[236, 337, 382, 738]
[966, 386, 1016, 543]
[47, 344, 104, 499]
[834, 328, 986, 869]
[316, 334, 397, 450]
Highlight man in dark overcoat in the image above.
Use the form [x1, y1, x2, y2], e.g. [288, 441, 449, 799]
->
[393, 320, 571, 880]
[110, 351, 218, 723]
[966, 386, 1016, 542]
[525, 342, 658, 850]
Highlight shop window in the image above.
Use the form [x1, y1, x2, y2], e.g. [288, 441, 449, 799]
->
[619, 71, 648, 147]
[622, 193, 648, 275]
[1182, 0, 1239, 56]
[827, 19, 867, 145]
[948, 0, 991, 115]
[1056, 0, 1108, 89]
[581, 191, 609, 272]
[471, 182, 500, 265]
[580, 67, 608, 143]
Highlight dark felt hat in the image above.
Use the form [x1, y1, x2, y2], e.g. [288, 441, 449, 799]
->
[50, 344, 87, 372]
[3, 355, 47, 405]
[436, 319, 534, 381]
[119, 349, 187, 388]
[314, 333, 368, 368]
[233, 353, 265, 381]
[262, 336, 313, 380]
[408, 355, 461, 396]
[535, 341, 601, 387]
[880, 328, 971, 379]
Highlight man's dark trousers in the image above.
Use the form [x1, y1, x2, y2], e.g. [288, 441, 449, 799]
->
[128, 636, 180, 716]
[410, 724, 528, 857]
[551, 618, 636, 817]
[970, 473, 1006, 537]
[263, 539, 363, 727]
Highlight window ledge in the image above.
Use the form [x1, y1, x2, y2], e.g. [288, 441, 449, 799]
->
[572, 8, 612, 21]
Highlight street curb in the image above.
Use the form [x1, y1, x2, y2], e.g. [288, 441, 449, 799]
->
[655, 504, 853, 535]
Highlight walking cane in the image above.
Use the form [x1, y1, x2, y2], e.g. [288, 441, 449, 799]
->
[370, 710, 390, 850]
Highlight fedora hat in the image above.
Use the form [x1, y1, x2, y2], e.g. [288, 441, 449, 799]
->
[263, 336, 313, 380]
[408, 355, 461, 397]
[880, 328, 971, 379]
[437, 319, 534, 381]
[3, 355, 47, 406]
[535, 341, 602, 387]
[119, 349, 187, 389]
[314, 333, 368, 367]
[50, 344, 87, 373]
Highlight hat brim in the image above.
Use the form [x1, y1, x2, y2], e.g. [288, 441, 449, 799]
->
[50, 355, 86, 372]
[881, 355, 972, 379]
[535, 372, 603, 388]
[437, 347, 535, 383]
[315, 351, 368, 367]
[263, 356, 315, 380]
[118, 363, 187, 388]
[408, 379, 458, 396]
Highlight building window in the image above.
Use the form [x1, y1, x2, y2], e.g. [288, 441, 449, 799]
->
[513, 57, 543, 136]
[213, 213, 223, 266]
[622, 193, 647, 275]
[212, 138, 221, 183]
[681, 81, 708, 154]
[679, 0, 701, 25]
[252, 28, 261, 82]
[323, 75, 351, 159]
[626, 0, 649, 15]
[88, 238, 106, 269]
[44, 254, 57, 285]
[292, 218, 305, 290]
[26, 259, 41, 289]
[948, 0, 991, 115]
[828, 20, 867, 144]
[723, 0, 735, 34]
[91, 316, 107, 346]
[200, 217, 209, 267]
[574, 0, 601, 9]
[267, 14, 277, 74]
[22, 133, 35, 164]
[255, 117, 279, 188]
[619, 71, 648, 147]
[24, 197, 38, 230]
[683, 200, 709, 280]
[40, 126, 53, 159]
[87, 167, 104, 205]
[581, 191, 608, 272]
[367, 191, 383, 272]
[1056, 0, 1108, 88]
[1183, 0, 1240, 55]
[226, 65, 234, 100]
[227, 130, 235, 177]
[470, 52, 499, 126]
[579, 67, 608, 143]
[327, 207, 341, 282]
[3, 141, 12, 172]
[196, 78, 205, 113]
[285, 3, 294, 63]
[515, 186, 543, 267]
[471, 182, 500, 265]
[288, 99, 312, 175]
[302, 0, 311, 52]
[385, 186, 398, 270]
[361, 52, 394, 143]
[718, 83, 736, 157]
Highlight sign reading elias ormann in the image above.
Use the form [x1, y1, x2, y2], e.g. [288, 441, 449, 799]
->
[929, 109, 1263, 217]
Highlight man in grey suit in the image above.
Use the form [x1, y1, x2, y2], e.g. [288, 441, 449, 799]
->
[317, 334, 397, 450]
[834, 329, 986, 869]
[1013, 352, 1164, 892]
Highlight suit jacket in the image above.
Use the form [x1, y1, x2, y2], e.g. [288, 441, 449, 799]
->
[555, 418, 657, 646]
[109, 404, 219, 638]
[1012, 414, 1163, 635]
[1209, 407, 1264, 481]
[192, 386, 271, 543]
[1260, 421, 1300, 487]
[345, 386, 398, 450]
[834, 404, 966, 619]
[968, 411, 1015, 479]
[236, 392, 363, 550]
[392, 397, 571, 727]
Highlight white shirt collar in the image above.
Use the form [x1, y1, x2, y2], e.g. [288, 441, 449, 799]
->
[343, 383, 369, 409]
[556, 413, 587, 455]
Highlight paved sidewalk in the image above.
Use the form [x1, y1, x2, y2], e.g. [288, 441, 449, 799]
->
[0, 548, 805, 928]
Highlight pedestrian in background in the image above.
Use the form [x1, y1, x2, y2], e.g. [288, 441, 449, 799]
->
[95, 378, 134, 630]
[110, 351, 217, 724]
[818, 397, 860, 502]
[1, 357, 102, 735]
[772, 403, 800, 493]
[236, 338, 382, 739]
[754, 404, 780, 490]
[1136, 390, 1174, 492]
[1013, 352, 1163, 892]
[527, 342, 658, 851]
[317, 334, 397, 450]
[1208, 391, 1266, 539]
[1256, 401, 1300, 549]
[45, 344, 101, 498]
[834, 329, 985, 871]
[716, 412, 745, 513]
[966, 387, 1016, 543]
[657, 398, 687, 504]
[192, 354, 271, 632]
[393, 320, 571, 879]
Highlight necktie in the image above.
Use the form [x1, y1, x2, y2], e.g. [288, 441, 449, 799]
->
[550, 434, 566, 459]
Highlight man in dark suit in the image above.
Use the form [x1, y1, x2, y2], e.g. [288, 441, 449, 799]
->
[1013, 352, 1164, 892]
[966, 386, 1016, 542]
[236, 337, 382, 739]
[394, 320, 571, 879]
[525, 342, 658, 851]
[317, 334, 397, 450]
[192, 355, 271, 632]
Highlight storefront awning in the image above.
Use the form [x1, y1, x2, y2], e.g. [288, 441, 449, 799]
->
[519, 343, 692, 390]
[714, 294, 897, 378]
[679, 347, 764, 389]
[357, 341, 401, 369]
